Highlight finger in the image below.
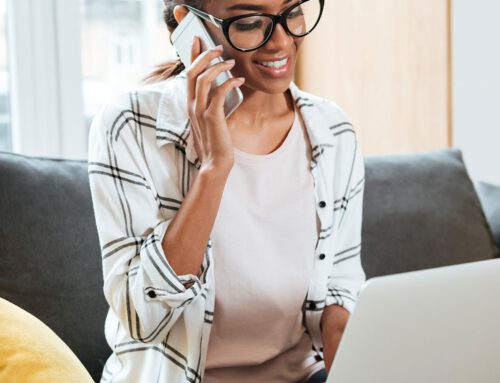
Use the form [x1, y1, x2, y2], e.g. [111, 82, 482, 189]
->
[190, 35, 201, 66]
[195, 59, 236, 114]
[187, 35, 202, 102]
[208, 77, 245, 113]
[186, 44, 224, 102]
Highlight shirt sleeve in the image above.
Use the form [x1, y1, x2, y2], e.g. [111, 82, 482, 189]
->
[325, 132, 367, 314]
[88, 100, 208, 344]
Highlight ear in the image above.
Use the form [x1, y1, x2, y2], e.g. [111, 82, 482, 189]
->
[173, 5, 189, 25]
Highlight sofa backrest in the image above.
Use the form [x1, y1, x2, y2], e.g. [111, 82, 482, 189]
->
[0, 152, 109, 382]
[361, 148, 499, 279]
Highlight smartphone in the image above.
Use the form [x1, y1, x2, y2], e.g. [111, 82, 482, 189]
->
[171, 11, 244, 119]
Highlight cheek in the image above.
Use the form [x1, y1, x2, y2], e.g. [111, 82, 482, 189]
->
[231, 57, 259, 80]
[227, 38, 304, 83]
[225, 51, 253, 74]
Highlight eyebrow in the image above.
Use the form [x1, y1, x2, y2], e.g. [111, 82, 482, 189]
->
[226, 0, 293, 11]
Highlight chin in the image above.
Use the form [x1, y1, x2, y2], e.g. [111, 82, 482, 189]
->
[243, 71, 295, 95]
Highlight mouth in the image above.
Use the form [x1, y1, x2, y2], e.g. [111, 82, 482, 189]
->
[253, 56, 292, 78]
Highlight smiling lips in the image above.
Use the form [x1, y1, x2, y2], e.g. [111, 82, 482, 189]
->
[254, 56, 292, 77]
[256, 57, 289, 68]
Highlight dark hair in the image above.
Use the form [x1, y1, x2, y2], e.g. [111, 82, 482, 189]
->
[142, 0, 205, 84]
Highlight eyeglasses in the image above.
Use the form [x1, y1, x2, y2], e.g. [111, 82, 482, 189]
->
[183, 0, 325, 52]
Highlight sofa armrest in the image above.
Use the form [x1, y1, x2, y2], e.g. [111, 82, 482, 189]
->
[475, 181, 500, 253]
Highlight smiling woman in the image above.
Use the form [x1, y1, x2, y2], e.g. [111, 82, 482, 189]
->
[89, 1, 366, 383]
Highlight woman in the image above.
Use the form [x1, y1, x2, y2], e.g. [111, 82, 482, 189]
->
[88, 0, 366, 382]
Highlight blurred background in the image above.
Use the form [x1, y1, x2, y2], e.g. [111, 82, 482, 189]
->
[0, 0, 498, 184]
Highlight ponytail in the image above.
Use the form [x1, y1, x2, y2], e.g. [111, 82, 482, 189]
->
[142, 59, 185, 84]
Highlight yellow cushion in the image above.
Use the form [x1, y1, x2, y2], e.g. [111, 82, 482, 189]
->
[0, 297, 93, 383]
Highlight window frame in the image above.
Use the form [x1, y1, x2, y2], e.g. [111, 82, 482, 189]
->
[7, 0, 86, 159]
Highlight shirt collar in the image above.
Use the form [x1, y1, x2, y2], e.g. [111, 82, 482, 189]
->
[156, 69, 335, 169]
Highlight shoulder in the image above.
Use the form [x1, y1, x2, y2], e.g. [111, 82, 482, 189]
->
[90, 74, 188, 141]
[88, 75, 188, 159]
[295, 86, 353, 127]
[91, 80, 169, 133]
[296, 88, 364, 172]
[294, 86, 360, 155]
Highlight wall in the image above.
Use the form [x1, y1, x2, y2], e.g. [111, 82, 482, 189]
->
[452, 0, 500, 185]
[296, 0, 451, 156]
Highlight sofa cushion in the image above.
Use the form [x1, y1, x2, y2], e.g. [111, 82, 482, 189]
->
[362, 148, 499, 279]
[0, 297, 94, 383]
[476, 181, 500, 250]
[0, 151, 109, 382]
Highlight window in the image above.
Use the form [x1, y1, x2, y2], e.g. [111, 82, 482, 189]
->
[3, 1, 176, 159]
[111, 34, 140, 70]
[0, 0, 11, 151]
[80, 0, 177, 136]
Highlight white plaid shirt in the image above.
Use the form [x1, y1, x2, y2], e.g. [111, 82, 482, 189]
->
[88, 70, 366, 383]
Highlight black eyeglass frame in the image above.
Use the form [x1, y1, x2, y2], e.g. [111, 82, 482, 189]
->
[183, 0, 325, 52]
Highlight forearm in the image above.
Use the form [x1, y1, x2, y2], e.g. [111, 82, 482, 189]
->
[162, 166, 230, 281]
[321, 305, 350, 374]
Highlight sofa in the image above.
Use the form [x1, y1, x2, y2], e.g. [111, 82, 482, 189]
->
[0, 147, 498, 382]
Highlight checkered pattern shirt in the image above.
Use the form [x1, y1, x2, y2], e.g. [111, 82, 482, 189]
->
[88, 70, 366, 383]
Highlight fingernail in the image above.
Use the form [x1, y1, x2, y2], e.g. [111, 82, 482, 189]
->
[226, 59, 235, 65]
[237, 77, 246, 84]
[214, 44, 223, 51]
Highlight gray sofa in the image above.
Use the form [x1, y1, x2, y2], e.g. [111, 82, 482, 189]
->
[0, 147, 499, 382]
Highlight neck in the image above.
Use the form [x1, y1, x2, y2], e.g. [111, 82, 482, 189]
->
[227, 85, 294, 133]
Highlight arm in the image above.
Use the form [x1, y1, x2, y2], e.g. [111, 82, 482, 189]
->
[322, 132, 366, 373]
[321, 304, 349, 374]
[162, 166, 230, 288]
[88, 103, 228, 343]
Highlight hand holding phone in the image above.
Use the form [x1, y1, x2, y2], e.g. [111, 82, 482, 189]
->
[171, 11, 244, 118]
[172, 31, 246, 172]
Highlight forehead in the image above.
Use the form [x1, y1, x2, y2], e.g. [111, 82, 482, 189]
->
[207, 0, 295, 14]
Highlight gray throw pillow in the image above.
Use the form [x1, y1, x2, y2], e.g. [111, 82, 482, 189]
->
[475, 181, 500, 250]
[362, 148, 499, 279]
[0, 151, 110, 382]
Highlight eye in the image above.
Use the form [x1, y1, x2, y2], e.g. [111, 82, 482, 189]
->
[288, 7, 304, 18]
[234, 19, 263, 31]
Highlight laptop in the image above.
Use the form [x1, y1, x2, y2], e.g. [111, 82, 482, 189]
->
[326, 258, 500, 383]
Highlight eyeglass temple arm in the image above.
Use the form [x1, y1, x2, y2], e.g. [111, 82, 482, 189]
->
[183, 5, 223, 28]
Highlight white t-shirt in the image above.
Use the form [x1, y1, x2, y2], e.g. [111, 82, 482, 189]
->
[204, 106, 324, 382]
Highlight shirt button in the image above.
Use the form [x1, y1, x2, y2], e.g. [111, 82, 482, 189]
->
[147, 290, 157, 298]
[319, 253, 326, 260]
[314, 354, 323, 362]
[319, 201, 326, 208]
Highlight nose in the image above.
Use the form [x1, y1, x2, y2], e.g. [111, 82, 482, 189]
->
[265, 21, 294, 50]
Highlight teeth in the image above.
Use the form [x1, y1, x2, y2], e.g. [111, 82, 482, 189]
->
[258, 58, 288, 68]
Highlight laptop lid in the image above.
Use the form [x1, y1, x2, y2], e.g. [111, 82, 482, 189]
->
[327, 258, 500, 383]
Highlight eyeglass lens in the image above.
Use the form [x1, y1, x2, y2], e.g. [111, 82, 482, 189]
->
[227, 0, 322, 50]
